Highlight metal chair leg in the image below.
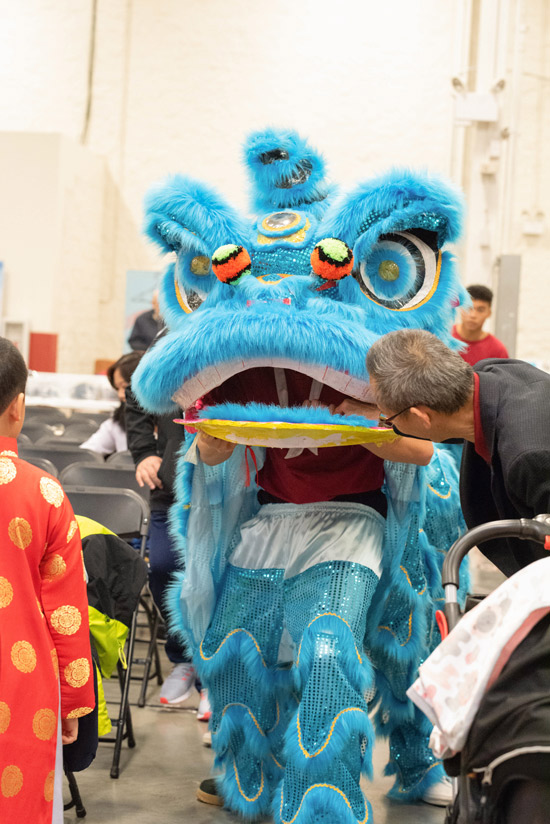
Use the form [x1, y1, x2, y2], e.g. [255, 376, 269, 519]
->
[137, 608, 161, 707]
[110, 606, 139, 778]
[64, 767, 87, 818]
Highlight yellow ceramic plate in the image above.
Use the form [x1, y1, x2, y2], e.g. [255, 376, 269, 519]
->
[176, 418, 398, 448]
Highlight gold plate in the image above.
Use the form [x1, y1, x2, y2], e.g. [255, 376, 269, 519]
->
[176, 418, 398, 448]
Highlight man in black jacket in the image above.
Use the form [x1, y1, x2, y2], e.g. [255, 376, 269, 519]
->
[128, 291, 163, 351]
[360, 329, 550, 577]
[125, 387, 209, 716]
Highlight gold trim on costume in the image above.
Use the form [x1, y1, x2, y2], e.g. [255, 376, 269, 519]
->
[41, 554, 67, 581]
[1, 765, 23, 798]
[8, 517, 32, 549]
[50, 605, 82, 636]
[64, 658, 90, 688]
[0, 577, 13, 608]
[67, 520, 78, 542]
[11, 640, 37, 673]
[32, 708, 57, 741]
[0, 702, 11, 734]
[0, 457, 16, 485]
[66, 707, 93, 719]
[40, 477, 64, 507]
[44, 770, 55, 802]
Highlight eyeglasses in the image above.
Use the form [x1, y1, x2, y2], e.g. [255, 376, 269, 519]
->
[378, 405, 417, 429]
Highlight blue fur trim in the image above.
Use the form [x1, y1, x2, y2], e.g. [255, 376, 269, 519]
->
[144, 174, 249, 257]
[214, 704, 272, 761]
[323, 167, 464, 248]
[198, 627, 276, 689]
[283, 705, 375, 780]
[164, 571, 195, 653]
[272, 779, 372, 824]
[143, 175, 249, 330]
[365, 557, 428, 666]
[132, 303, 379, 414]
[216, 761, 272, 820]
[199, 401, 377, 428]
[243, 128, 335, 217]
[371, 670, 416, 734]
[385, 760, 446, 803]
[166, 440, 193, 567]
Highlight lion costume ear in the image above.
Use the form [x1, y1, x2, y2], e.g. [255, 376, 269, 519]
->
[321, 169, 466, 340]
[143, 175, 249, 327]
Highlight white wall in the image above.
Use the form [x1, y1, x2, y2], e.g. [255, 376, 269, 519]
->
[0, 132, 150, 371]
[0, 0, 549, 369]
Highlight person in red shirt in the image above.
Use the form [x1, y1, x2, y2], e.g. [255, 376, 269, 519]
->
[452, 284, 509, 365]
[0, 338, 95, 824]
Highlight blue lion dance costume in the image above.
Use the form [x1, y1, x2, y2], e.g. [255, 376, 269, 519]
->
[133, 129, 468, 823]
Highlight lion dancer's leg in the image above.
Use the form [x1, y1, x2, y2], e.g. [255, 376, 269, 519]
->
[367, 453, 466, 802]
[198, 562, 285, 819]
[273, 501, 385, 824]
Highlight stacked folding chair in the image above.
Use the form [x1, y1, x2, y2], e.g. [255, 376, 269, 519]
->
[64, 486, 150, 778]
[19, 444, 104, 473]
[59, 465, 162, 706]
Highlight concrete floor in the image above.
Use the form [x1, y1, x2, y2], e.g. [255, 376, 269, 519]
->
[66, 552, 505, 823]
[67, 677, 446, 824]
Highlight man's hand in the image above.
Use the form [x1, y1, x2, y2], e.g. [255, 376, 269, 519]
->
[302, 399, 336, 413]
[136, 455, 163, 489]
[197, 433, 236, 466]
[61, 717, 79, 745]
[333, 399, 380, 420]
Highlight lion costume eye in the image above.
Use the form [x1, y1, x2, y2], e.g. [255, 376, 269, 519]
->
[357, 231, 441, 311]
[174, 276, 205, 314]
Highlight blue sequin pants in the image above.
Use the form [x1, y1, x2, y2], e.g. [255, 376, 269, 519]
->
[197, 501, 385, 823]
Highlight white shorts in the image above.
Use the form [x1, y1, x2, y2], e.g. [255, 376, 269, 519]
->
[229, 500, 385, 579]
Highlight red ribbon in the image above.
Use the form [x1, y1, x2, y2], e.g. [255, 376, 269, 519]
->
[244, 445, 259, 488]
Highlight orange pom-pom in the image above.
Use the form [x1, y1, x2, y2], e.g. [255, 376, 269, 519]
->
[311, 238, 354, 281]
[212, 245, 252, 284]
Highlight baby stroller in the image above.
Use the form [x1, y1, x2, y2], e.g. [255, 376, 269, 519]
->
[409, 516, 550, 824]
[437, 516, 550, 823]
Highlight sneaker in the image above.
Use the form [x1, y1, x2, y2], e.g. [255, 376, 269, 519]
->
[422, 775, 454, 806]
[197, 688, 212, 722]
[202, 730, 212, 747]
[197, 777, 223, 806]
[159, 663, 196, 705]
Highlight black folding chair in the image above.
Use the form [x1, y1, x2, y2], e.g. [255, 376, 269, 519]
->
[64, 486, 149, 555]
[34, 421, 99, 447]
[21, 421, 59, 442]
[21, 455, 59, 477]
[18, 445, 104, 473]
[24, 405, 69, 426]
[59, 468, 160, 705]
[105, 450, 135, 467]
[59, 463, 150, 504]
[16, 432, 32, 446]
[60, 422, 99, 440]
[63, 486, 151, 777]
[69, 411, 112, 426]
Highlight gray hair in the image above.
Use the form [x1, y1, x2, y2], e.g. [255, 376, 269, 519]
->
[366, 329, 473, 414]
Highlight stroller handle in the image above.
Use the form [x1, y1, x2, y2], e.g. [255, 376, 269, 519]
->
[442, 515, 550, 630]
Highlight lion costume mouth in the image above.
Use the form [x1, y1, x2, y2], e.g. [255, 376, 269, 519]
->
[275, 159, 313, 189]
[172, 361, 373, 414]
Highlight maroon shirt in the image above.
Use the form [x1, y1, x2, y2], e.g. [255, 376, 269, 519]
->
[204, 368, 384, 504]
[452, 326, 509, 366]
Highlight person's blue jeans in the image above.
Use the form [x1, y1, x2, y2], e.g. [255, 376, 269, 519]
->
[148, 509, 191, 665]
